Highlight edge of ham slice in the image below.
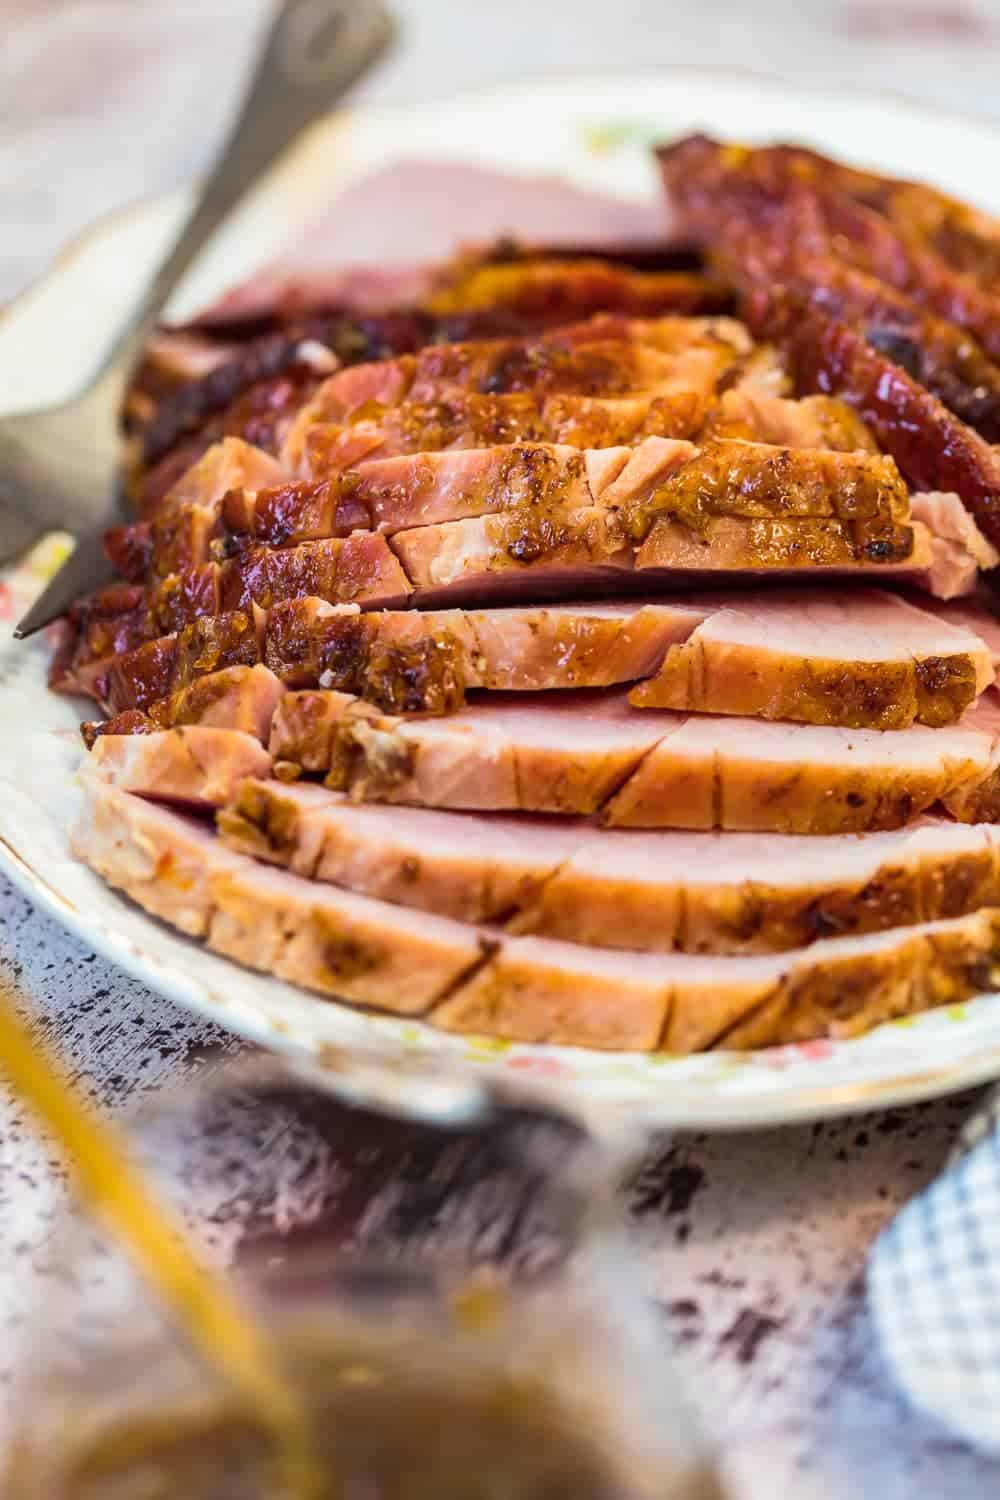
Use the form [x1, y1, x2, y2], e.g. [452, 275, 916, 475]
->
[72, 786, 1000, 1052]
[267, 686, 999, 835]
[216, 778, 1000, 957]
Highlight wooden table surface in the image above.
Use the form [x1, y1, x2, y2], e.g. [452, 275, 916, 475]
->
[6, 3, 1000, 1495]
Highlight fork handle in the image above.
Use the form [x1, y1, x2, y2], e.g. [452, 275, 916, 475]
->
[92, 0, 393, 401]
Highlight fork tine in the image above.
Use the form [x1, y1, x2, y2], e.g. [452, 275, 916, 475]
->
[15, 529, 115, 638]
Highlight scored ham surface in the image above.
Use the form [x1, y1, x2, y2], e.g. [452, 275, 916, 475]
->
[77, 590, 994, 730]
[74, 786, 1000, 1051]
[212, 777, 1000, 956]
[293, 388, 876, 478]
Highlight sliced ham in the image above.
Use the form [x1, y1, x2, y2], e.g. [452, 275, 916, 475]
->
[293, 388, 875, 479]
[392, 508, 928, 597]
[433, 910, 1000, 1052]
[218, 778, 1000, 956]
[84, 728, 272, 809]
[293, 317, 759, 429]
[268, 686, 996, 834]
[82, 599, 706, 715]
[84, 588, 994, 732]
[73, 787, 485, 1011]
[223, 438, 907, 551]
[630, 587, 993, 727]
[217, 781, 588, 927]
[271, 688, 659, 815]
[73, 787, 1000, 1051]
[266, 597, 704, 712]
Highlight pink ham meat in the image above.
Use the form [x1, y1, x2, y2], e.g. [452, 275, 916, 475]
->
[73, 786, 1000, 1051]
[84, 727, 272, 809]
[268, 686, 996, 834]
[218, 779, 1000, 956]
[631, 587, 994, 728]
[195, 161, 675, 323]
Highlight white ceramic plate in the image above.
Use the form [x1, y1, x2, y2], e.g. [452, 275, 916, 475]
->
[7, 66, 1000, 1130]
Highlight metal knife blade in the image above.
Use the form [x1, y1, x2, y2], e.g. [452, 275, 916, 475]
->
[14, 528, 117, 639]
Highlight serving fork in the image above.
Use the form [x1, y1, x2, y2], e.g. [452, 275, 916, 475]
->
[8, 0, 394, 639]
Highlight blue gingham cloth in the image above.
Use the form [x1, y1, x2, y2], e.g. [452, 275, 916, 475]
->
[869, 1091, 1000, 1452]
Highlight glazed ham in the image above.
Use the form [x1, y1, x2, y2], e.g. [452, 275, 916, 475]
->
[81, 590, 993, 731]
[60, 164, 1000, 1054]
[630, 587, 993, 728]
[292, 388, 875, 478]
[74, 787, 1000, 1052]
[267, 686, 996, 834]
[84, 726, 272, 808]
[214, 777, 1000, 956]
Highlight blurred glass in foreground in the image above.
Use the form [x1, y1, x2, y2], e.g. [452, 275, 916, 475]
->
[3, 1058, 726, 1499]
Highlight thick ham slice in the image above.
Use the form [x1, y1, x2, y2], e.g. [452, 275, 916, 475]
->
[84, 727, 271, 809]
[630, 587, 993, 728]
[217, 440, 907, 557]
[81, 599, 705, 716]
[88, 590, 993, 730]
[73, 788, 485, 1010]
[293, 389, 875, 478]
[83, 665, 286, 747]
[391, 508, 928, 597]
[433, 911, 1000, 1052]
[268, 686, 995, 834]
[291, 317, 759, 430]
[73, 787, 1000, 1051]
[217, 778, 1000, 956]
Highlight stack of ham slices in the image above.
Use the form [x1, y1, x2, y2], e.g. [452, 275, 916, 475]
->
[59, 143, 1000, 1054]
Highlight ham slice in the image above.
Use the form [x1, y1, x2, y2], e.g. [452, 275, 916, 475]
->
[217, 781, 587, 927]
[217, 779, 1000, 956]
[85, 664, 286, 746]
[293, 389, 874, 477]
[630, 587, 993, 728]
[391, 508, 929, 598]
[268, 686, 996, 834]
[84, 728, 271, 809]
[81, 589, 996, 732]
[81, 599, 705, 715]
[73, 787, 1000, 1051]
[293, 317, 757, 429]
[217, 439, 907, 557]
[73, 788, 485, 1010]
[434, 910, 1000, 1052]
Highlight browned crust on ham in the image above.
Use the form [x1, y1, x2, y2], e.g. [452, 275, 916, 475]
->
[658, 135, 1000, 408]
[72, 787, 1000, 1051]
